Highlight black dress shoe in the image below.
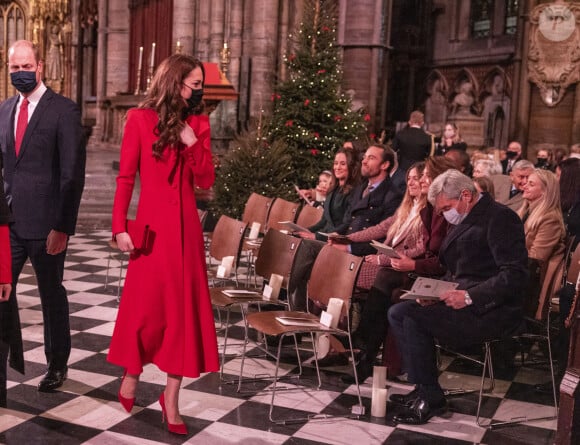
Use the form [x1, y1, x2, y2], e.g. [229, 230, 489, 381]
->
[38, 368, 67, 392]
[389, 388, 419, 407]
[316, 352, 349, 367]
[340, 361, 372, 384]
[392, 397, 447, 425]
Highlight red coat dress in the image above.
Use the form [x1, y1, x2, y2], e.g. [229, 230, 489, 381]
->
[107, 108, 219, 378]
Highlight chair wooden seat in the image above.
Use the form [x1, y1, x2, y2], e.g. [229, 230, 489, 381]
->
[246, 310, 319, 336]
[210, 286, 263, 308]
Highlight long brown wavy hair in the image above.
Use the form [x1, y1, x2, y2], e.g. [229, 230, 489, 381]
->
[139, 54, 205, 158]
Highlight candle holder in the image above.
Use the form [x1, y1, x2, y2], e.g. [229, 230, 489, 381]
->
[220, 42, 231, 77]
[134, 67, 142, 95]
[145, 66, 154, 93]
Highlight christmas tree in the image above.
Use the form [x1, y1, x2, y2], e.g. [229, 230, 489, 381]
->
[268, 0, 369, 186]
[210, 127, 295, 219]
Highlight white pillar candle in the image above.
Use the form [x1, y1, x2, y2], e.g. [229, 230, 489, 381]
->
[326, 298, 343, 329]
[373, 365, 387, 389]
[371, 387, 387, 417]
[248, 222, 261, 239]
[150, 42, 156, 69]
[268, 273, 283, 300]
[217, 255, 234, 278]
[137, 46, 143, 71]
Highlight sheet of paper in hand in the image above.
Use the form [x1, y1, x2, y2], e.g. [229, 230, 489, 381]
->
[400, 277, 459, 300]
[279, 221, 310, 233]
[317, 232, 351, 244]
[370, 240, 401, 259]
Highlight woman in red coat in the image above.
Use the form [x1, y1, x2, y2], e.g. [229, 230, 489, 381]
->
[108, 54, 219, 435]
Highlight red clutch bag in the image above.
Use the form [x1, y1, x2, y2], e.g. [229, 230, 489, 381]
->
[126, 219, 154, 254]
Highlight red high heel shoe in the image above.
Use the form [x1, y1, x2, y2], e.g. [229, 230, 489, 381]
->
[118, 371, 135, 413]
[159, 392, 188, 435]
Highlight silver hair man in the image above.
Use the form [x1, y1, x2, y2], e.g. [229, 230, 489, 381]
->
[428, 169, 477, 206]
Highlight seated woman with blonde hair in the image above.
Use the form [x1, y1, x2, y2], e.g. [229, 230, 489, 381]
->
[518, 169, 566, 315]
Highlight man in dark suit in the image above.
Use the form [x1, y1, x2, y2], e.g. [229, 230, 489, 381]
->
[501, 141, 523, 174]
[492, 159, 534, 212]
[288, 144, 402, 313]
[335, 144, 403, 256]
[387, 169, 528, 425]
[0, 40, 86, 392]
[392, 111, 433, 171]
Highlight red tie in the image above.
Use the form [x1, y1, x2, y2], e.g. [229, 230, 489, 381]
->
[15, 98, 29, 156]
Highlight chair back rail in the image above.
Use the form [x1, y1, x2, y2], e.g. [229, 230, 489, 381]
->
[266, 198, 300, 232]
[306, 245, 363, 319]
[254, 229, 302, 287]
[242, 193, 274, 233]
[209, 215, 247, 263]
[295, 205, 323, 229]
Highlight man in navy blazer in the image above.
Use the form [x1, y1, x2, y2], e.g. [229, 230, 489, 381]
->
[387, 170, 528, 424]
[0, 40, 86, 392]
[335, 144, 402, 256]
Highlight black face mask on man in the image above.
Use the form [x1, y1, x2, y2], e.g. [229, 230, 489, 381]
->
[506, 150, 519, 159]
[10, 71, 38, 93]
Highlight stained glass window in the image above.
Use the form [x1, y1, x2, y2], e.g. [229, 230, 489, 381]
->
[505, 0, 519, 35]
[471, 0, 493, 38]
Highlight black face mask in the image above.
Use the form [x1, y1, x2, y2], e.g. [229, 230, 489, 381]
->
[506, 150, 519, 159]
[185, 89, 204, 114]
[536, 158, 548, 167]
[10, 71, 38, 93]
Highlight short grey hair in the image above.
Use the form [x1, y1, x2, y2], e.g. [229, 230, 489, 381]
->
[512, 159, 534, 171]
[428, 169, 477, 205]
[474, 159, 502, 176]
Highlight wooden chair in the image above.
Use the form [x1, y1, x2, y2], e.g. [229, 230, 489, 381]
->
[207, 215, 248, 286]
[266, 198, 300, 232]
[104, 239, 128, 302]
[238, 245, 364, 424]
[211, 229, 302, 380]
[474, 253, 565, 428]
[242, 192, 274, 235]
[295, 205, 323, 229]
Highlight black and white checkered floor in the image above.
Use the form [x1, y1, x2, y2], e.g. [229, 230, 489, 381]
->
[0, 231, 558, 444]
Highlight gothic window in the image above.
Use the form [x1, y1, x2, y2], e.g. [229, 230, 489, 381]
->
[0, 3, 26, 99]
[470, 0, 493, 39]
[505, 0, 519, 35]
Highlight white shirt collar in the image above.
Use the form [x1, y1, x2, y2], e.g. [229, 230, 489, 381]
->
[18, 82, 47, 106]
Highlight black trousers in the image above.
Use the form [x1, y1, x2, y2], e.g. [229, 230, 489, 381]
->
[287, 239, 325, 311]
[0, 340, 8, 407]
[10, 230, 70, 370]
[355, 268, 406, 365]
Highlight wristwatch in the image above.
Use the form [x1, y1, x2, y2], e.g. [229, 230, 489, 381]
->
[464, 291, 473, 306]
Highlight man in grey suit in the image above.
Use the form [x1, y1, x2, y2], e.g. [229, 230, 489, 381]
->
[0, 40, 86, 392]
[492, 160, 534, 212]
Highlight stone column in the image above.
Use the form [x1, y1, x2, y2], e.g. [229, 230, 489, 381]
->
[92, 0, 109, 143]
[92, 0, 129, 146]
[249, 0, 280, 117]
[511, 0, 533, 150]
[339, 0, 390, 132]
[173, 0, 196, 55]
